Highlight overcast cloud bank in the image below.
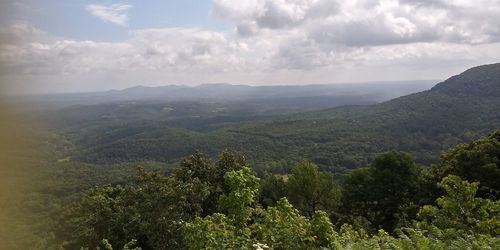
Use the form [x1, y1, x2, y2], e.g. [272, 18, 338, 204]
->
[1, 0, 500, 94]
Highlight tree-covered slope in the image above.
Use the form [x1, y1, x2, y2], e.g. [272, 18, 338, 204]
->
[74, 64, 500, 170]
[45, 133, 500, 249]
[225, 63, 500, 169]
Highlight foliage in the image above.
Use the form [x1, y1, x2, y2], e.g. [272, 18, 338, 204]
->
[218, 167, 260, 227]
[416, 175, 499, 236]
[398, 175, 500, 249]
[184, 166, 339, 249]
[174, 150, 247, 215]
[258, 173, 287, 207]
[57, 166, 210, 249]
[184, 166, 260, 249]
[17, 130, 500, 249]
[184, 213, 248, 249]
[255, 198, 314, 249]
[438, 130, 500, 199]
[342, 151, 421, 232]
[287, 161, 342, 216]
[187, 170, 499, 250]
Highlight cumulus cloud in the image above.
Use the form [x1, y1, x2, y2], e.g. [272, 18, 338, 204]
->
[210, 0, 500, 69]
[1, 0, 500, 93]
[213, 0, 500, 45]
[1, 20, 498, 79]
[213, 0, 337, 34]
[86, 3, 132, 26]
[0, 23, 253, 76]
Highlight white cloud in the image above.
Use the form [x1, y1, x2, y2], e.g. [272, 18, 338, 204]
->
[213, 0, 500, 45]
[1, 20, 498, 81]
[86, 3, 132, 26]
[0, 23, 252, 76]
[1, 0, 500, 93]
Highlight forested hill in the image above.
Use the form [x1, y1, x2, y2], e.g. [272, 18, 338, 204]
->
[431, 63, 500, 96]
[222, 63, 500, 170]
[71, 64, 500, 171]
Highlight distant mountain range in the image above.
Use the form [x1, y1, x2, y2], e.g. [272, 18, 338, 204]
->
[17, 80, 437, 110]
[37, 64, 500, 171]
[101, 81, 438, 102]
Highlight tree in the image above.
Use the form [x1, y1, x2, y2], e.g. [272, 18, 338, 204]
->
[398, 175, 500, 249]
[59, 166, 210, 249]
[56, 146, 500, 249]
[258, 173, 287, 208]
[184, 166, 259, 249]
[218, 167, 260, 227]
[174, 150, 247, 215]
[255, 198, 313, 249]
[437, 130, 500, 199]
[287, 161, 342, 217]
[185, 167, 340, 250]
[417, 175, 499, 236]
[342, 151, 420, 232]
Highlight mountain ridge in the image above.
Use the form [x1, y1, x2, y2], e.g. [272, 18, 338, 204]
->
[431, 63, 500, 97]
[52, 63, 500, 171]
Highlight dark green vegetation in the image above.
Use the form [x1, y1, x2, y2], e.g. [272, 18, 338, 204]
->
[30, 64, 499, 172]
[18, 81, 436, 167]
[25, 130, 500, 249]
[222, 63, 500, 170]
[4, 64, 499, 249]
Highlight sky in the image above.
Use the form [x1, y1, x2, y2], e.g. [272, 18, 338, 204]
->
[0, 0, 500, 94]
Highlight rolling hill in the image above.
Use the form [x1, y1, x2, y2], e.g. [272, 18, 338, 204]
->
[50, 64, 500, 171]
[14, 80, 436, 109]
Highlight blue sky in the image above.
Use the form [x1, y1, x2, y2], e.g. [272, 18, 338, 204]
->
[3, 1, 230, 41]
[1, 0, 500, 94]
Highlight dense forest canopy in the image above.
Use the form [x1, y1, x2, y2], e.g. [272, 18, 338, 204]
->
[26, 63, 500, 172]
[2, 64, 499, 249]
[22, 130, 500, 249]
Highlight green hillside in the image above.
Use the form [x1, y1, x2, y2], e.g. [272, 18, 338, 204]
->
[65, 64, 500, 171]
[225, 63, 500, 170]
[5, 65, 500, 249]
